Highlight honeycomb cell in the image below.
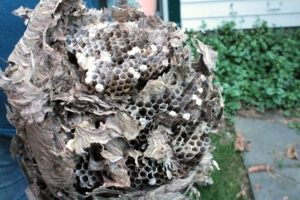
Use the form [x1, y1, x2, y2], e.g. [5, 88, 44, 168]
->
[80, 175, 89, 183]
[139, 170, 147, 179]
[132, 171, 139, 179]
[204, 137, 211, 144]
[159, 103, 167, 111]
[200, 146, 206, 153]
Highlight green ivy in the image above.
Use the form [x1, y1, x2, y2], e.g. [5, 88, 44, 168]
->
[187, 20, 300, 115]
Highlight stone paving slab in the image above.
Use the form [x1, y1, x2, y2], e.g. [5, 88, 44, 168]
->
[234, 116, 300, 200]
[248, 168, 300, 200]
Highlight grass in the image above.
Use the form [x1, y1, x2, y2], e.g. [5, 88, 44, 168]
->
[197, 132, 253, 200]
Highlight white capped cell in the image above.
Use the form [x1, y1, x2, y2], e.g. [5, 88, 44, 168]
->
[192, 94, 198, 100]
[139, 65, 147, 72]
[196, 99, 202, 106]
[85, 76, 92, 84]
[198, 87, 203, 93]
[183, 113, 190, 120]
[127, 47, 141, 55]
[162, 60, 168, 66]
[200, 75, 206, 82]
[95, 84, 104, 92]
[168, 111, 177, 117]
[128, 67, 140, 79]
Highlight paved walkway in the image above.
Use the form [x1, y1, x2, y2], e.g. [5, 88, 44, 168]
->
[234, 113, 300, 200]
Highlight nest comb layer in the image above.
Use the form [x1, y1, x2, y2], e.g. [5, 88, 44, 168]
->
[0, 0, 224, 199]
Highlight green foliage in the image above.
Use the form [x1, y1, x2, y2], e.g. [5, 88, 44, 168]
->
[197, 134, 251, 200]
[187, 19, 300, 115]
[277, 159, 284, 169]
[289, 122, 296, 129]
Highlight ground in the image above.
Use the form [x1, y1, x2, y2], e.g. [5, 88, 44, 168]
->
[198, 108, 300, 200]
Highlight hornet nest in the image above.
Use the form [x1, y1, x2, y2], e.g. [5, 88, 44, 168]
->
[0, 0, 224, 199]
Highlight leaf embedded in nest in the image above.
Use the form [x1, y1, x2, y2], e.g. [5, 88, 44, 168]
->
[144, 127, 173, 160]
[106, 111, 143, 141]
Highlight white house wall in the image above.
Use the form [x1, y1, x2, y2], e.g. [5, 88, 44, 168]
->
[181, 0, 300, 30]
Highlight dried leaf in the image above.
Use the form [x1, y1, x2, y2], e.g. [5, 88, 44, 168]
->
[286, 146, 298, 160]
[236, 190, 247, 198]
[234, 132, 245, 151]
[253, 184, 261, 190]
[248, 164, 275, 173]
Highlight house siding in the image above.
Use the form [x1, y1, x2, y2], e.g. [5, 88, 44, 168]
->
[181, 0, 300, 30]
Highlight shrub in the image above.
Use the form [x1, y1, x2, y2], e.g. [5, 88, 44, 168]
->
[187, 20, 300, 114]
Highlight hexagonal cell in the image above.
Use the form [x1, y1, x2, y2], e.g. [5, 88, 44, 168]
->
[192, 147, 199, 152]
[138, 107, 147, 116]
[138, 134, 147, 141]
[80, 174, 89, 183]
[200, 146, 206, 153]
[144, 101, 152, 108]
[87, 170, 93, 176]
[184, 153, 194, 160]
[134, 179, 142, 186]
[204, 137, 211, 144]
[197, 140, 203, 147]
[157, 98, 163, 105]
[82, 162, 88, 170]
[75, 163, 82, 170]
[159, 103, 167, 111]
[130, 171, 138, 179]
[90, 176, 97, 183]
[139, 170, 147, 179]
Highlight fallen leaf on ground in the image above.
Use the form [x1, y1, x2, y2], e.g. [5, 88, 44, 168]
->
[286, 147, 298, 160]
[283, 196, 289, 200]
[245, 141, 252, 151]
[253, 184, 261, 190]
[248, 164, 275, 173]
[234, 132, 245, 151]
[236, 190, 247, 198]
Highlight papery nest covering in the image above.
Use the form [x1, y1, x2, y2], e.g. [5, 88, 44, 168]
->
[0, 0, 224, 199]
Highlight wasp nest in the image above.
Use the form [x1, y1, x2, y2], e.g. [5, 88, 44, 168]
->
[1, 0, 223, 199]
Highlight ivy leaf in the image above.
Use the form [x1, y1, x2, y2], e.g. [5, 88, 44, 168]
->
[266, 88, 275, 95]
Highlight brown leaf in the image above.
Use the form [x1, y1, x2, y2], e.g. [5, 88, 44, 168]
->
[253, 184, 261, 190]
[234, 132, 245, 151]
[286, 146, 298, 160]
[236, 190, 247, 198]
[248, 164, 275, 173]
